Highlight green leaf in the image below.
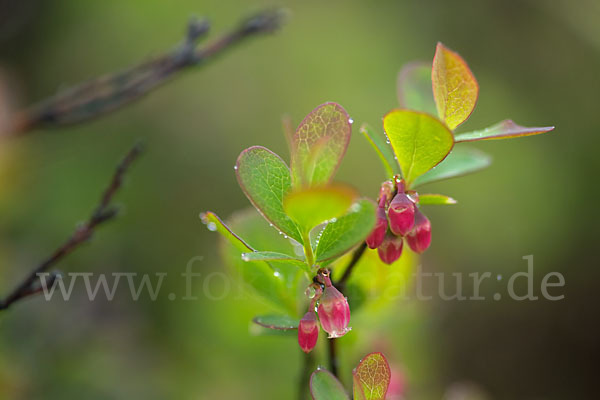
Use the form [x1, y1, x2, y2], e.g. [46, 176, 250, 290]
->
[419, 194, 457, 205]
[310, 369, 349, 400]
[283, 185, 357, 235]
[291, 102, 352, 187]
[218, 208, 306, 315]
[241, 251, 304, 264]
[252, 314, 299, 330]
[454, 119, 555, 142]
[201, 211, 254, 252]
[383, 109, 454, 186]
[315, 199, 376, 262]
[397, 61, 437, 115]
[352, 352, 391, 400]
[432, 42, 479, 130]
[236, 146, 303, 244]
[413, 146, 491, 187]
[241, 251, 309, 273]
[360, 123, 400, 178]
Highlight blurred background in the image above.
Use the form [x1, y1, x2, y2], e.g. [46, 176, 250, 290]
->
[0, 0, 598, 398]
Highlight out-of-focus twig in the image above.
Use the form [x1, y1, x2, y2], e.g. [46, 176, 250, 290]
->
[0, 143, 143, 311]
[10, 9, 286, 134]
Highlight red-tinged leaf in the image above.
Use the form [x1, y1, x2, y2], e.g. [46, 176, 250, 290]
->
[352, 352, 391, 400]
[454, 119, 555, 142]
[235, 146, 303, 244]
[432, 42, 479, 130]
[291, 102, 352, 187]
[397, 61, 437, 115]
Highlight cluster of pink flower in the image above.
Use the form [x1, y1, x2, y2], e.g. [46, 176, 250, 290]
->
[366, 178, 432, 264]
[297, 270, 351, 353]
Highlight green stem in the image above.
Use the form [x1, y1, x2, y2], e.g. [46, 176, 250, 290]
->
[302, 233, 315, 267]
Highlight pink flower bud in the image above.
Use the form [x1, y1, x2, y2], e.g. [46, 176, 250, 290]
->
[298, 311, 319, 353]
[406, 208, 431, 254]
[317, 278, 351, 338]
[366, 201, 388, 249]
[388, 193, 415, 236]
[377, 234, 404, 264]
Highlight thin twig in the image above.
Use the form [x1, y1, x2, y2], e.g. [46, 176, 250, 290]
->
[10, 8, 287, 134]
[328, 337, 339, 378]
[298, 351, 315, 400]
[0, 143, 143, 311]
[336, 241, 367, 290]
[326, 241, 368, 380]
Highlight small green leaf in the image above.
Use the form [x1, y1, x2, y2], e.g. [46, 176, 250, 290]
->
[419, 194, 457, 205]
[432, 42, 479, 130]
[383, 109, 454, 186]
[236, 146, 303, 243]
[360, 123, 400, 178]
[218, 208, 305, 315]
[241, 251, 308, 273]
[241, 251, 304, 264]
[397, 61, 437, 115]
[454, 119, 555, 142]
[352, 352, 391, 400]
[201, 211, 254, 252]
[283, 185, 357, 235]
[315, 199, 376, 262]
[291, 102, 352, 187]
[413, 146, 491, 187]
[252, 314, 299, 330]
[310, 369, 349, 400]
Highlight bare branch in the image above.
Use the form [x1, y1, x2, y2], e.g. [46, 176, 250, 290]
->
[0, 143, 143, 310]
[10, 8, 287, 134]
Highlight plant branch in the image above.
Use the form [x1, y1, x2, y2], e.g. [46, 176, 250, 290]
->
[10, 8, 287, 134]
[336, 241, 367, 290]
[328, 338, 339, 378]
[325, 241, 368, 380]
[298, 351, 315, 400]
[0, 143, 143, 311]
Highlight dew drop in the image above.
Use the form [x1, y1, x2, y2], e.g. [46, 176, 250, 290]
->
[348, 118, 354, 124]
[206, 222, 217, 231]
[407, 192, 419, 203]
[274, 271, 281, 278]
[233, 165, 238, 170]
[241, 254, 250, 261]
[283, 235, 288, 239]
[305, 286, 316, 298]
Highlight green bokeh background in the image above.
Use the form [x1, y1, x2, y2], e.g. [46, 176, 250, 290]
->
[0, 0, 598, 398]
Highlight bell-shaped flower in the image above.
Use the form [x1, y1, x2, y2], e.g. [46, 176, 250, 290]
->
[406, 208, 431, 253]
[298, 311, 319, 353]
[317, 276, 351, 338]
[377, 233, 404, 264]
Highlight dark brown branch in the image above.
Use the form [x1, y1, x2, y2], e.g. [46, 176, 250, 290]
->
[10, 8, 287, 134]
[0, 143, 143, 310]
